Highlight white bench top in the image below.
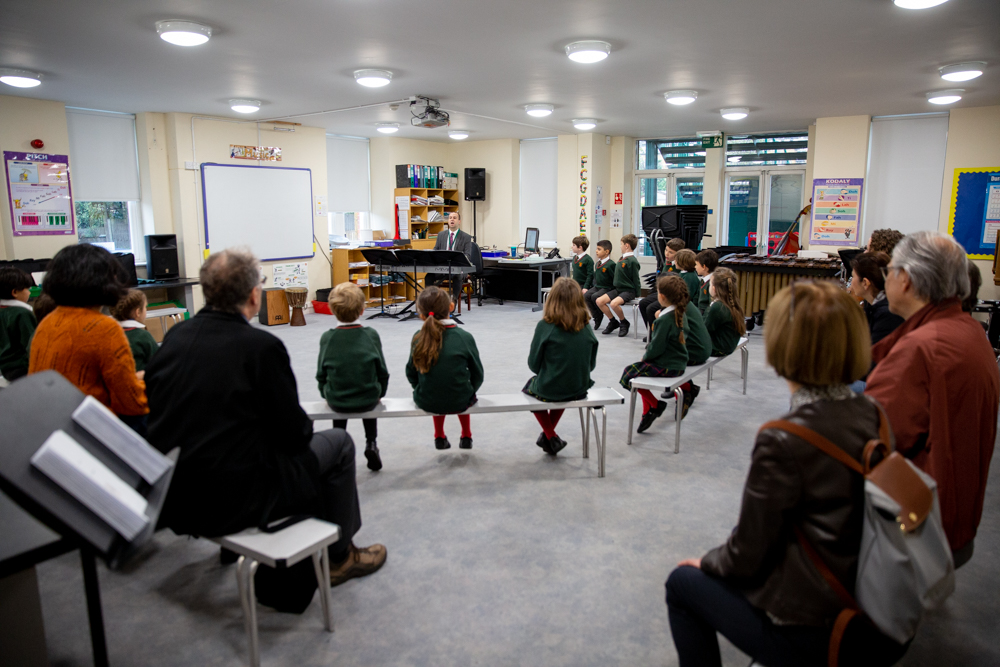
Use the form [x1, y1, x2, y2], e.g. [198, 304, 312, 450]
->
[211, 518, 341, 569]
[628, 338, 748, 392]
[146, 307, 187, 319]
[302, 387, 624, 421]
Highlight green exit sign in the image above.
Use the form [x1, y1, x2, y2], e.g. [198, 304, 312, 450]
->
[701, 134, 724, 149]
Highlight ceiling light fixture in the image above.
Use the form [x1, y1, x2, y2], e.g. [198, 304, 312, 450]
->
[525, 104, 554, 117]
[721, 107, 749, 120]
[664, 90, 698, 105]
[354, 69, 392, 87]
[926, 89, 964, 105]
[229, 99, 261, 113]
[565, 41, 611, 64]
[376, 123, 399, 134]
[893, 0, 949, 8]
[572, 118, 597, 130]
[0, 68, 42, 88]
[939, 62, 985, 82]
[449, 131, 469, 140]
[156, 20, 212, 46]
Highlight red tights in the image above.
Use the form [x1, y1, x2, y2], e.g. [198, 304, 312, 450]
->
[532, 409, 565, 438]
[433, 414, 471, 439]
[638, 382, 692, 414]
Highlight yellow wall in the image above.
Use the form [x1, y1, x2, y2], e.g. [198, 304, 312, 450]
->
[608, 136, 634, 252]
[556, 134, 579, 253]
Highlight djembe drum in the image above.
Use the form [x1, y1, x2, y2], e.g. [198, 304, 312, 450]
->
[285, 287, 308, 326]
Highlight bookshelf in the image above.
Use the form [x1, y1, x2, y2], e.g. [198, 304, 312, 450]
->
[331, 248, 416, 307]
[396, 188, 460, 242]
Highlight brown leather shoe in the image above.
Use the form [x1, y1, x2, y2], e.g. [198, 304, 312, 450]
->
[329, 543, 387, 587]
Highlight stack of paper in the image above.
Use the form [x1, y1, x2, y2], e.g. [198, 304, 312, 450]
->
[428, 195, 445, 206]
[72, 397, 171, 485]
[410, 195, 428, 206]
[31, 430, 150, 541]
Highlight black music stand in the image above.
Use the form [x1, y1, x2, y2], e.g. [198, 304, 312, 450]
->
[395, 249, 475, 324]
[0, 372, 177, 667]
[359, 248, 403, 319]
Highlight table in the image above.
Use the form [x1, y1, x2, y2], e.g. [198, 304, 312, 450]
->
[136, 277, 200, 312]
[486, 258, 572, 311]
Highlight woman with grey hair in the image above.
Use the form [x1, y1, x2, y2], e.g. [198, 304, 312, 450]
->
[865, 231, 999, 568]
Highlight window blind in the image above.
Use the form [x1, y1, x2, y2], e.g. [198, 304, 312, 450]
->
[66, 108, 141, 201]
[326, 136, 370, 213]
[519, 138, 558, 243]
[726, 131, 808, 166]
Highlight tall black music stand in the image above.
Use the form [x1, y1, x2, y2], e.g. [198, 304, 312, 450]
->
[395, 249, 475, 324]
[359, 248, 404, 319]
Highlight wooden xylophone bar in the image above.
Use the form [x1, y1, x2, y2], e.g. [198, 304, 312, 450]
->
[721, 254, 843, 315]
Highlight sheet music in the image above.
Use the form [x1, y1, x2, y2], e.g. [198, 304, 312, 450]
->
[72, 396, 171, 484]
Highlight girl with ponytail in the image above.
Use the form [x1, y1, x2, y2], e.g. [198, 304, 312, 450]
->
[620, 275, 690, 434]
[405, 286, 484, 450]
[704, 268, 746, 357]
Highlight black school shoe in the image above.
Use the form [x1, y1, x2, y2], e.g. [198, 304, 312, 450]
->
[593, 314, 604, 330]
[618, 319, 631, 337]
[602, 319, 620, 335]
[365, 440, 382, 471]
[536, 432, 550, 451]
[637, 401, 668, 433]
[435, 437, 452, 450]
[547, 435, 568, 455]
[459, 436, 473, 449]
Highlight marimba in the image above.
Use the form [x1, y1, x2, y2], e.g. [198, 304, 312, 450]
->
[720, 253, 843, 317]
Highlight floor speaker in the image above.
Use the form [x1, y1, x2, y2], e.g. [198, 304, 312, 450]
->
[464, 168, 486, 201]
[145, 234, 179, 281]
[258, 288, 290, 326]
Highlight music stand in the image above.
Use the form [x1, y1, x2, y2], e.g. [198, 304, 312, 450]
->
[395, 249, 475, 324]
[359, 248, 403, 319]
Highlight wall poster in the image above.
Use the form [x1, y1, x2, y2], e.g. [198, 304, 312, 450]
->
[4, 151, 76, 237]
[948, 168, 1000, 259]
[808, 178, 863, 246]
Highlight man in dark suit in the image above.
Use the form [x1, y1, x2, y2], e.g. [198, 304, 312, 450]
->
[145, 249, 386, 588]
[429, 211, 474, 302]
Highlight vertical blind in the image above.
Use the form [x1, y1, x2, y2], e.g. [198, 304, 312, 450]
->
[864, 114, 949, 239]
[326, 136, 370, 213]
[519, 138, 558, 242]
[66, 108, 141, 201]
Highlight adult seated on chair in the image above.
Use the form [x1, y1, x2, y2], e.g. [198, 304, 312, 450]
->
[145, 249, 386, 590]
[428, 212, 474, 303]
[666, 281, 907, 667]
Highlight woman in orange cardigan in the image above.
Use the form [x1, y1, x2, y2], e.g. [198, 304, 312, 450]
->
[29, 244, 148, 425]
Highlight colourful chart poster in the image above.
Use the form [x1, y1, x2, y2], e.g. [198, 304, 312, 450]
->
[809, 178, 863, 246]
[4, 151, 76, 236]
[948, 168, 1000, 259]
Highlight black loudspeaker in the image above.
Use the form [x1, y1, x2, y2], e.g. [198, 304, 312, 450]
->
[464, 168, 486, 201]
[145, 234, 179, 281]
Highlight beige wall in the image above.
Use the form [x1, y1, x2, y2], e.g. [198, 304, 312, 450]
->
[608, 136, 633, 252]
[702, 145, 725, 246]
[0, 95, 74, 261]
[134, 112, 173, 236]
[556, 134, 579, 253]
[368, 137, 450, 235]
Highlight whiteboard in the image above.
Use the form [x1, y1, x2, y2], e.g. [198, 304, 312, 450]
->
[201, 163, 315, 261]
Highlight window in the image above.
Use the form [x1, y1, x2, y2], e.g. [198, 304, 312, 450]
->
[726, 131, 808, 167]
[76, 201, 141, 254]
[637, 138, 704, 170]
[519, 138, 558, 243]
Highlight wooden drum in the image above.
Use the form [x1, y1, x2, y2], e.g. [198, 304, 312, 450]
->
[720, 254, 842, 321]
[285, 287, 308, 326]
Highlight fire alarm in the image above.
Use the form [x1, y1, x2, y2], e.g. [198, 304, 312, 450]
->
[30, 139, 44, 149]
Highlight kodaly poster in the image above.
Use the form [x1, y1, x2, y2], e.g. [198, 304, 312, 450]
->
[809, 178, 863, 246]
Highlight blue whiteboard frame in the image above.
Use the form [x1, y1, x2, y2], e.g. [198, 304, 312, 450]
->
[200, 162, 315, 261]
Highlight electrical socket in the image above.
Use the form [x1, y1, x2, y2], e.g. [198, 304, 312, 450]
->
[185, 161, 196, 170]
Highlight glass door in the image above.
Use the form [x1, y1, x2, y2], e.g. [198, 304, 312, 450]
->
[725, 174, 760, 248]
[634, 172, 705, 255]
[724, 169, 805, 254]
[764, 172, 805, 254]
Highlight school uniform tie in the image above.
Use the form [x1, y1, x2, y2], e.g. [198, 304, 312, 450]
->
[449, 232, 455, 250]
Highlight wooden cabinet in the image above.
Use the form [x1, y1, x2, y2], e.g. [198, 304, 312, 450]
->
[396, 187, 460, 242]
[331, 247, 416, 307]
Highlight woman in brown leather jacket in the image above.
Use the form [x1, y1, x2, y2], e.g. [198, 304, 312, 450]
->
[666, 281, 907, 667]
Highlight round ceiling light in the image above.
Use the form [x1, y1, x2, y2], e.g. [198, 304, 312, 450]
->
[354, 69, 392, 87]
[572, 118, 598, 130]
[156, 20, 212, 46]
[376, 123, 399, 134]
[664, 90, 698, 105]
[525, 104, 554, 117]
[565, 41, 611, 64]
[721, 107, 749, 120]
[893, 0, 949, 8]
[939, 62, 985, 82]
[449, 131, 469, 140]
[0, 68, 42, 88]
[926, 89, 963, 105]
[229, 99, 261, 113]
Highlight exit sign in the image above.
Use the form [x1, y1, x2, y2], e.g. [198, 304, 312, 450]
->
[701, 134, 724, 149]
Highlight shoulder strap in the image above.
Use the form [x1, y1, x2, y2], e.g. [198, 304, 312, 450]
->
[759, 419, 865, 475]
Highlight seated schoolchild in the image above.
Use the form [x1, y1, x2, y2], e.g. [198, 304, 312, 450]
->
[0, 267, 37, 382]
[620, 275, 689, 433]
[679, 296, 713, 413]
[405, 286, 484, 450]
[111, 289, 159, 372]
[704, 268, 746, 357]
[523, 277, 599, 455]
[317, 283, 389, 471]
[694, 249, 718, 315]
[674, 249, 702, 304]
[586, 240, 616, 328]
[32, 293, 56, 325]
[639, 238, 685, 339]
[570, 235, 595, 290]
[596, 234, 642, 338]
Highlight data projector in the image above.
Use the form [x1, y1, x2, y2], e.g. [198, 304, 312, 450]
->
[410, 97, 450, 128]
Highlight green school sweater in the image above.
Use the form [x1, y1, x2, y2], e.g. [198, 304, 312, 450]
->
[643, 307, 688, 372]
[705, 300, 741, 357]
[682, 302, 712, 366]
[613, 255, 642, 295]
[0, 301, 36, 379]
[406, 324, 484, 414]
[697, 275, 713, 315]
[679, 271, 702, 303]
[526, 319, 598, 401]
[572, 254, 595, 289]
[122, 325, 159, 372]
[594, 257, 616, 289]
[317, 325, 390, 411]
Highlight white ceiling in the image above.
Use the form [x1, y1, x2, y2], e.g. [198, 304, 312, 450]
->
[2, 0, 998, 142]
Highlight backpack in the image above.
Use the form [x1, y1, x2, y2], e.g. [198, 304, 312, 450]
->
[762, 403, 954, 665]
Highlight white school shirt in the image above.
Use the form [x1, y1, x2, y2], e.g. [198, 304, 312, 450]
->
[702, 272, 713, 283]
[656, 305, 676, 318]
[0, 299, 33, 312]
[621, 252, 635, 259]
[117, 319, 146, 329]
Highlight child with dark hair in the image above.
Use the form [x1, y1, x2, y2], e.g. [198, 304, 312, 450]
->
[0, 266, 36, 381]
[674, 249, 702, 303]
[571, 235, 594, 289]
[596, 234, 642, 337]
[586, 239, 616, 328]
[694, 249, 719, 315]
[638, 238, 686, 340]
[111, 289, 159, 372]
[32, 293, 56, 325]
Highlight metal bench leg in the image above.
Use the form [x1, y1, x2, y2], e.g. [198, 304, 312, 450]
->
[579, 407, 589, 459]
[595, 407, 607, 477]
[741, 347, 749, 395]
[633, 304, 639, 339]
[673, 388, 684, 454]
[236, 556, 261, 667]
[627, 387, 637, 445]
[311, 549, 334, 632]
[707, 366, 712, 389]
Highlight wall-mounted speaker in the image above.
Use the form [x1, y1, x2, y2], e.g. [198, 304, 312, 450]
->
[145, 234, 179, 281]
[464, 168, 486, 201]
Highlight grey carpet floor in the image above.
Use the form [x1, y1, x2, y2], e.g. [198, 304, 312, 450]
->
[34, 301, 1000, 666]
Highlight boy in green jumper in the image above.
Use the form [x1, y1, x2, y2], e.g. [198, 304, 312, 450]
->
[570, 235, 595, 289]
[674, 249, 703, 304]
[620, 274, 689, 432]
[596, 234, 642, 338]
[638, 237, 685, 341]
[317, 283, 390, 470]
[0, 267, 36, 382]
[694, 249, 719, 315]
[111, 290, 159, 372]
[586, 239, 616, 328]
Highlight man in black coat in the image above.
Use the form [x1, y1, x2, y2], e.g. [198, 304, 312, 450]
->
[145, 249, 385, 587]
